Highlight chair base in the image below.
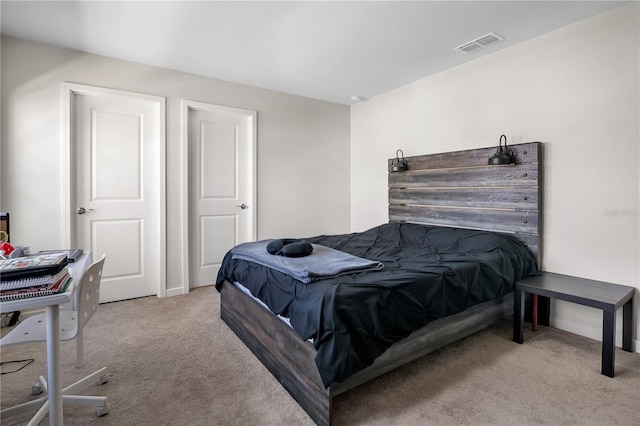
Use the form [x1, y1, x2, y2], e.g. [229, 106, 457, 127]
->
[1, 367, 109, 424]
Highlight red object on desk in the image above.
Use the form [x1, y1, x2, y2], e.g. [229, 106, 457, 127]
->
[0, 241, 14, 256]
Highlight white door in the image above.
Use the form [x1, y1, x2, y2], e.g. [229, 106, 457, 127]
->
[67, 84, 166, 303]
[186, 101, 256, 287]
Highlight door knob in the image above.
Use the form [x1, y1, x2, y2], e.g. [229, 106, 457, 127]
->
[237, 204, 248, 210]
[76, 207, 93, 214]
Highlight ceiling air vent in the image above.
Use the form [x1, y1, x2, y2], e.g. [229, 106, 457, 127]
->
[455, 32, 504, 53]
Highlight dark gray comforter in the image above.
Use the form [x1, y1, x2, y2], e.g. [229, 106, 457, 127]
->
[216, 222, 538, 387]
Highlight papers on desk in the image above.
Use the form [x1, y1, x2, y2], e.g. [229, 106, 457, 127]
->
[0, 274, 72, 301]
[0, 253, 71, 301]
[37, 249, 83, 263]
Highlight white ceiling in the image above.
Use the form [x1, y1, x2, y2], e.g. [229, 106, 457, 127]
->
[1, 1, 628, 105]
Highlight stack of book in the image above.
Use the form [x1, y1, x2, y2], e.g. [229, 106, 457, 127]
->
[0, 253, 71, 301]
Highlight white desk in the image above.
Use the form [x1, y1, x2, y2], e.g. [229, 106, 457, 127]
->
[0, 253, 92, 425]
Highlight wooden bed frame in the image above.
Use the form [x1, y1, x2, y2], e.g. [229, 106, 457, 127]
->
[219, 142, 542, 425]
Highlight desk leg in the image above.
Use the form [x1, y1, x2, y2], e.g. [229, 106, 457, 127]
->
[513, 288, 525, 344]
[622, 298, 633, 352]
[602, 309, 615, 378]
[45, 305, 63, 425]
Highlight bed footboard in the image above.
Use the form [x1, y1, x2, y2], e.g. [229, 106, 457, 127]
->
[219, 281, 332, 426]
[220, 280, 513, 425]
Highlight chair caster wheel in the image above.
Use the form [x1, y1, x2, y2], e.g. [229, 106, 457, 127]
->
[96, 404, 109, 417]
[31, 383, 43, 395]
[96, 374, 109, 386]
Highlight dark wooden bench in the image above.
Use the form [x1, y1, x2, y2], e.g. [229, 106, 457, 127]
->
[513, 272, 635, 377]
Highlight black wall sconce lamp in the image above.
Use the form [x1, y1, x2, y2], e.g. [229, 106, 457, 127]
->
[488, 134, 515, 165]
[390, 149, 408, 172]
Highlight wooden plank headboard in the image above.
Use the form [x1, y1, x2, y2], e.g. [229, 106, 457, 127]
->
[388, 142, 542, 266]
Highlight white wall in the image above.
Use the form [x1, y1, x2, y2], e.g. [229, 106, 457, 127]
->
[0, 36, 351, 294]
[351, 4, 639, 349]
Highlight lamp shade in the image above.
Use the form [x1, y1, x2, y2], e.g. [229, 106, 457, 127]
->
[390, 149, 408, 172]
[488, 135, 515, 165]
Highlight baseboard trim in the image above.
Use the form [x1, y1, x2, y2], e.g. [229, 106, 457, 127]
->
[165, 287, 187, 298]
[552, 317, 639, 353]
[165, 283, 213, 298]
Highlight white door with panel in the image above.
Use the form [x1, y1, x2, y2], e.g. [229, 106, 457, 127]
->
[68, 84, 166, 303]
[187, 102, 256, 287]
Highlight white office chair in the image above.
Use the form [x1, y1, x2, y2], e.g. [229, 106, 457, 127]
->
[0, 255, 109, 423]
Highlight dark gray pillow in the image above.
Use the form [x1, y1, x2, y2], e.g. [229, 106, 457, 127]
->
[266, 239, 313, 257]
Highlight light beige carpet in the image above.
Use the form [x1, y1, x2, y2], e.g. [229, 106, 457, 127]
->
[1, 286, 638, 425]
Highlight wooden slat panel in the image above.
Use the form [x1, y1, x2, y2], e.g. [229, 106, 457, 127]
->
[220, 282, 331, 426]
[389, 205, 539, 234]
[389, 163, 538, 188]
[388, 142, 540, 170]
[389, 187, 538, 210]
[388, 141, 542, 267]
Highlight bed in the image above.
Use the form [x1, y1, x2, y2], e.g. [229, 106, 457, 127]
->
[215, 142, 542, 425]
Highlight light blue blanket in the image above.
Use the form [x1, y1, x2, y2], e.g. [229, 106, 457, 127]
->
[231, 240, 383, 284]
